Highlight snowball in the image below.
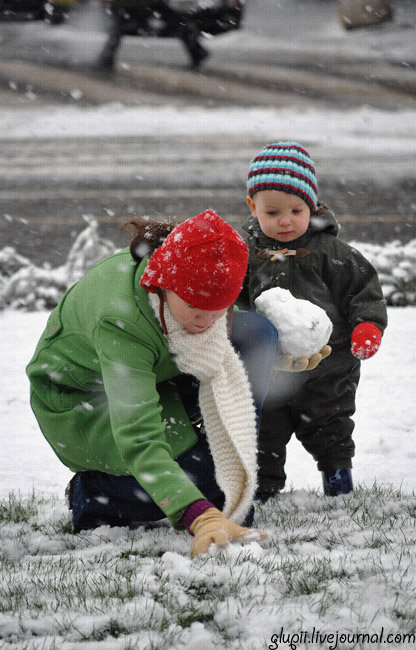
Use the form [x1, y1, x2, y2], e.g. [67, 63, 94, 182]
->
[255, 288, 333, 359]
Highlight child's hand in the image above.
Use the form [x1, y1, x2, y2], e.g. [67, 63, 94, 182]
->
[276, 345, 332, 372]
[351, 323, 382, 360]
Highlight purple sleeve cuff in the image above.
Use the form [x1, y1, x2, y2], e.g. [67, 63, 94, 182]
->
[179, 500, 216, 534]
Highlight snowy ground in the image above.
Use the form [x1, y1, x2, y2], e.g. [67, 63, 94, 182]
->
[2, 305, 415, 500]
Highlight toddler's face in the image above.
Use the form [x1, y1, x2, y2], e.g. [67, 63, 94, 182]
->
[246, 190, 311, 243]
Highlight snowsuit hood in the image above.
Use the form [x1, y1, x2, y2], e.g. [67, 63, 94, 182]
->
[307, 203, 340, 238]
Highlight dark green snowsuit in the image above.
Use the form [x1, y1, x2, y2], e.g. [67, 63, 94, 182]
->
[238, 205, 388, 492]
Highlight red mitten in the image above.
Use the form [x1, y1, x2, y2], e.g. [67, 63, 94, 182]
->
[351, 323, 382, 360]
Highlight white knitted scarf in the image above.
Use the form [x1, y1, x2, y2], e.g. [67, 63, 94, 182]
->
[148, 293, 258, 524]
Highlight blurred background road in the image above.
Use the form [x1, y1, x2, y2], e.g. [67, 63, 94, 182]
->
[0, 0, 415, 265]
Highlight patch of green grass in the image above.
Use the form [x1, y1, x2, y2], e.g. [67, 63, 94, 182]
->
[281, 556, 350, 597]
[77, 618, 131, 642]
[177, 609, 215, 628]
[0, 491, 38, 523]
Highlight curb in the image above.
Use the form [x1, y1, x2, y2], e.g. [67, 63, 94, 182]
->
[1, 57, 415, 109]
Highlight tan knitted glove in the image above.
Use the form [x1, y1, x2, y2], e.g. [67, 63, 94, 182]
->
[189, 508, 268, 557]
[276, 344, 332, 372]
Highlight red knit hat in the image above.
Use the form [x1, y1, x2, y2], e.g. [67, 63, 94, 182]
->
[140, 210, 248, 310]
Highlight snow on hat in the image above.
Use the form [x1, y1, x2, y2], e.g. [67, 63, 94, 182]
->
[140, 210, 248, 311]
[247, 142, 318, 213]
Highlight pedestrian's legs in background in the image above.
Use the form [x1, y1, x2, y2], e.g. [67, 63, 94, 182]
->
[95, 11, 124, 70]
[178, 19, 209, 69]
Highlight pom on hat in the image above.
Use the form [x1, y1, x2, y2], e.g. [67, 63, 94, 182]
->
[140, 210, 248, 311]
[247, 142, 318, 213]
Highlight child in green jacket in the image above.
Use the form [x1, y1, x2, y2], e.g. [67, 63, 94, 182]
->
[27, 210, 280, 556]
[238, 142, 388, 499]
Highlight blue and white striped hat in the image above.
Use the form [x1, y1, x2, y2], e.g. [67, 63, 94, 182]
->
[247, 142, 318, 213]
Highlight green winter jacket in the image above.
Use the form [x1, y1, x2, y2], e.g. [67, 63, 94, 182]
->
[26, 250, 204, 527]
[238, 206, 388, 343]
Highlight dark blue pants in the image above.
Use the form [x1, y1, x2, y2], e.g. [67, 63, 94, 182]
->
[71, 311, 278, 530]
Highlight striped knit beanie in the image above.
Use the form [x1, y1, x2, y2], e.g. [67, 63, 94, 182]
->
[247, 142, 318, 213]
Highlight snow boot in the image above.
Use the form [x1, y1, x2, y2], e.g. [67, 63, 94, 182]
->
[255, 485, 281, 504]
[322, 468, 353, 496]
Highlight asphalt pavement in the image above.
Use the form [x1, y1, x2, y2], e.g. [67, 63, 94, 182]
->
[0, 0, 415, 264]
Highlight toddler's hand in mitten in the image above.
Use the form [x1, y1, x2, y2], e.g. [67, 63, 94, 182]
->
[189, 508, 268, 557]
[276, 344, 332, 372]
[351, 323, 382, 360]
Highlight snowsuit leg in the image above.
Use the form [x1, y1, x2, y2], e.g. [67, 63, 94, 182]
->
[257, 343, 359, 492]
[257, 370, 307, 495]
[257, 404, 294, 495]
[293, 344, 359, 471]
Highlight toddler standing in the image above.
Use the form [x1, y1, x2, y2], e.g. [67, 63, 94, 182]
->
[238, 142, 388, 498]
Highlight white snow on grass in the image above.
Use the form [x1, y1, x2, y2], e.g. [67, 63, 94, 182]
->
[0, 482, 415, 648]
